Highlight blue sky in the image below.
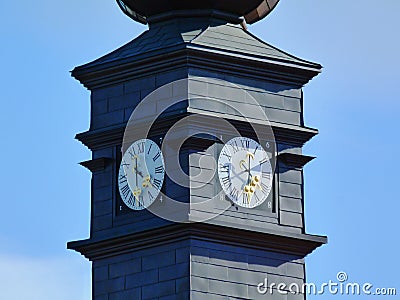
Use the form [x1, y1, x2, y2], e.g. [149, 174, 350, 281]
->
[0, 1, 399, 299]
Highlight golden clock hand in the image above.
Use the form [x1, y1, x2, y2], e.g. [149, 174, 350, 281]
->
[239, 160, 247, 170]
[240, 152, 255, 171]
[132, 187, 142, 206]
[243, 185, 255, 204]
[241, 152, 255, 182]
[247, 154, 251, 185]
[246, 152, 255, 160]
[142, 175, 152, 188]
[251, 175, 262, 190]
[244, 152, 256, 205]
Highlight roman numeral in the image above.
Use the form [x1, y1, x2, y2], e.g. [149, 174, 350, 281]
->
[138, 195, 144, 207]
[137, 141, 145, 153]
[219, 163, 229, 173]
[230, 187, 240, 202]
[153, 152, 161, 162]
[128, 149, 136, 158]
[120, 158, 130, 168]
[155, 166, 164, 174]
[221, 150, 232, 161]
[147, 143, 153, 155]
[262, 172, 271, 180]
[253, 145, 259, 155]
[241, 139, 250, 150]
[148, 190, 154, 201]
[127, 193, 134, 206]
[254, 192, 261, 204]
[259, 158, 269, 165]
[221, 176, 231, 189]
[120, 184, 131, 199]
[242, 193, 250, 205]
[261, 182, 271, 193]
[153, 178, 162, 189]
[231, 140, 240, 153]
[119, 174, 127, 184]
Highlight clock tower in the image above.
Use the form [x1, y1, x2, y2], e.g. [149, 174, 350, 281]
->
[68, 1, 327, 299]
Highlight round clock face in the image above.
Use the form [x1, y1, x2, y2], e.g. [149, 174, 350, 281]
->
[118, 139, 165, 210]
[218, 137, 273, 209]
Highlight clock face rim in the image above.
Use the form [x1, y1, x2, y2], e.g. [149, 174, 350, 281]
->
[217, 137, 273, 209]
[118, 138, 165, 211]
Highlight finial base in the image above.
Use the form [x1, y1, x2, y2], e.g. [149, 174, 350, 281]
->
[117, 0, 279, 25]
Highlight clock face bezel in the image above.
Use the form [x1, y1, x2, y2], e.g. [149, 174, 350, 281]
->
[117, 138, 165, 211]
[217, 137, 274, 209]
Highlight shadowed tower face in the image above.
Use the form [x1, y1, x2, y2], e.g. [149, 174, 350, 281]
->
[68, 1, 327, 299]
[117, 0, 280, 24]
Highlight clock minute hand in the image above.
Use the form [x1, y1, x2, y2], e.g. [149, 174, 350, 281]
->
[248, 153, 251, 183]
[135, 156, 138, 187]
[246, 152, 254, 184]
[243, 152, 256, 204]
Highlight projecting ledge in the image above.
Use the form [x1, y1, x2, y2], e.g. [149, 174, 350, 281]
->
[278, 153, 315, 169]
[80, 157, 113, 173]
[67, 223, 327, 261]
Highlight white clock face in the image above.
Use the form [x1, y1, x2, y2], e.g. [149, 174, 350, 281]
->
[118, 139, 165, 210]
[218, 137, 273, 209]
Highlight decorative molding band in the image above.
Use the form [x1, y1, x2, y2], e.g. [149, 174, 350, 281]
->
[272, 124, 318, 147]
[68, 223, 327, 261]
[278, 153, 315, 168]
[80, 157, 114, 173]
[76, 117, 318, 151]
[67, 223, 327, 261]
[76, 125, 125, 151]
[72, 47, 320, 90]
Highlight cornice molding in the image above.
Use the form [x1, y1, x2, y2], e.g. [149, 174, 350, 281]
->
[79, 157, 114, 173]
[76, 120, 318, 151]
[72, 46, 320, 90]
[278, 153, 315, 169]
[68, 223, 327, 261]
[76, 126, 125, 151]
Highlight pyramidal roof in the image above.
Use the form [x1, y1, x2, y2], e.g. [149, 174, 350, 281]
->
[73, 18, 321, 77]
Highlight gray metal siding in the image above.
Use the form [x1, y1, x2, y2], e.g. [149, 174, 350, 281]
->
[93, 241, 191, 300]
[188, 75, 302, 126]
[90, 70, 187, 131]
[190, 239, 305, 300]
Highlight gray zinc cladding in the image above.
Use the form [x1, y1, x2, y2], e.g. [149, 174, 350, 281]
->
[68, 6, 327, 299]
[72, 18, 321, 79]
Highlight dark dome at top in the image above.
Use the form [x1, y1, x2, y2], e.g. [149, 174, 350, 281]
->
[117, 0, 279, 25]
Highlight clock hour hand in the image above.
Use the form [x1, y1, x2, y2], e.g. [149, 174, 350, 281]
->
[247, 154, 251, 183]
[243, 176, 261, 204]
[135, 157, 138, 187]
[240, 152, 255, 176]
[244, 152, 254, 184]
[131, 155, 139, 187]
[135, 168, 145, 178]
